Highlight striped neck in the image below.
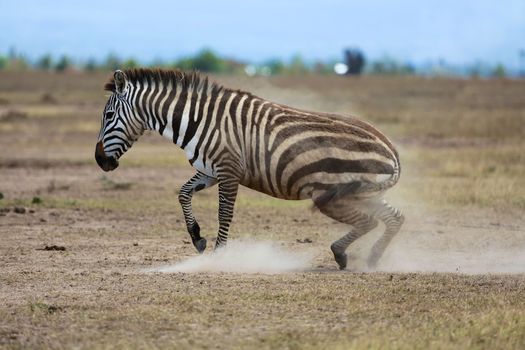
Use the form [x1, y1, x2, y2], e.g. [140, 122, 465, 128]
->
[125, 71, 214, 148]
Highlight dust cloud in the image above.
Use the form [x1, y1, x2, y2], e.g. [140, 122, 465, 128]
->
[368, 207, 525, 274]
[147, 240, 314, 274]
[377, 247, 525, 274]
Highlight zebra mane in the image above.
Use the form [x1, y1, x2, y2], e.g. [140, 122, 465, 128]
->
[104, 68, 222, 94]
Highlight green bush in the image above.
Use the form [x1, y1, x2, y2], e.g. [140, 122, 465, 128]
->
[36, 54, 53, 70]
[264, 59, 286, 75]
[54, 55, 71, 72]
[104, 53, 121, 71]
[122, 58, 139, 69]
[492, 64, 506, 78]
[173, 49, 226, 73]
[0, 56, 8, 70]
[84, 58, 98, 72]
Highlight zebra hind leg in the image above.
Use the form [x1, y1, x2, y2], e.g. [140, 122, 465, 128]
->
[366, 199, 404, 268]
[315, 197, 378, 270]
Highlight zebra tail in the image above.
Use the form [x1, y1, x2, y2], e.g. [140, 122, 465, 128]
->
[311, 162, 401, 210]
[368, 160, 401, 193]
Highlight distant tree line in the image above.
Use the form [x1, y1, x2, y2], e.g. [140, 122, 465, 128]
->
[0, 47, 512, 78]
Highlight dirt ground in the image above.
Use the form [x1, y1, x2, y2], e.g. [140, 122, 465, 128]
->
[0, 72, 524, 349]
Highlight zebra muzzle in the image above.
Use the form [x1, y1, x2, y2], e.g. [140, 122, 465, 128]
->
[95, 141, 119, 172]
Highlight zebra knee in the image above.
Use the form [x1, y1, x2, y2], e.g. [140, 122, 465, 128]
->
[178, 191, 190, 205]
[375, 202, 403, 225]
[384, 212, 404, 233]
[360, 217, 379, 233]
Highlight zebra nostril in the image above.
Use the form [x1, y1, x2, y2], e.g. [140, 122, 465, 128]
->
[95, 141, 119, 171]
[95, 141, 108, 169]
[95, 141, 106, 158]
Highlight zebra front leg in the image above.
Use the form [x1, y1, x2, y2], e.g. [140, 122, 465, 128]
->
[178, 172, 217, 253]
[215, 178, 239, 249]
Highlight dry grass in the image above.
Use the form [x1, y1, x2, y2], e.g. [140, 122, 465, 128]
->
[396, 145, 525, 210]
[1, 72, 524, 349]
[2, 272, 524, 349]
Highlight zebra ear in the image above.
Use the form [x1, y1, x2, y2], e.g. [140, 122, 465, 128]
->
[113, 70, 128, 95]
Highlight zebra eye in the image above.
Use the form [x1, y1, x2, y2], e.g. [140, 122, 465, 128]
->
[105, 111, 115, 120]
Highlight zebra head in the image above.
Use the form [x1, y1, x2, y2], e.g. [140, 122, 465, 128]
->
[95, 70, 144, 172]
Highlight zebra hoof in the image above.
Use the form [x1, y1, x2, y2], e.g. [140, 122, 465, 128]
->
[334, 253, 348, 270]
[330, 243, 347, 270]
[193, 238, 207, 254]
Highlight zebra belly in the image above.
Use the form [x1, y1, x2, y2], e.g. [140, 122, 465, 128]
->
[241, 147, 394, 201]
[281, 171, 378, 200]
[190, 157, 216, 178]
[240, 169, 382, 201]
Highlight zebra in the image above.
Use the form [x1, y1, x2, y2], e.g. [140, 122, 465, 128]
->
[95, 68, 404, 270]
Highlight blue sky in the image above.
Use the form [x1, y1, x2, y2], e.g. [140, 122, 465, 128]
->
[1, 0, 524, 68]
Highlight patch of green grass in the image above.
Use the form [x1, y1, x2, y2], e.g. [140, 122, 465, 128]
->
[100, 176, 133, 191]
[0, 197, 31, 208]
[0, 197, 76, 209]
[29, 302, 63, 315]
[0, 195, 173, 212]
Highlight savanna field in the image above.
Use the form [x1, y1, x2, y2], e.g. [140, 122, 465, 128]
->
[1, 72, 524, 349]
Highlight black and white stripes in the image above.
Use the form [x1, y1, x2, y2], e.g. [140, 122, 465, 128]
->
[95, 68, 405, 269]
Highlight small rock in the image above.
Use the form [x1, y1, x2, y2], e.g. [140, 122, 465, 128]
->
[41, 93, 57, 104]
[0, 109, 28, 122]
[38, 245, 66, 251]
[13, 207, 26, 214]
[296, 238, 313, 243]
[133, 242, 139, 246]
